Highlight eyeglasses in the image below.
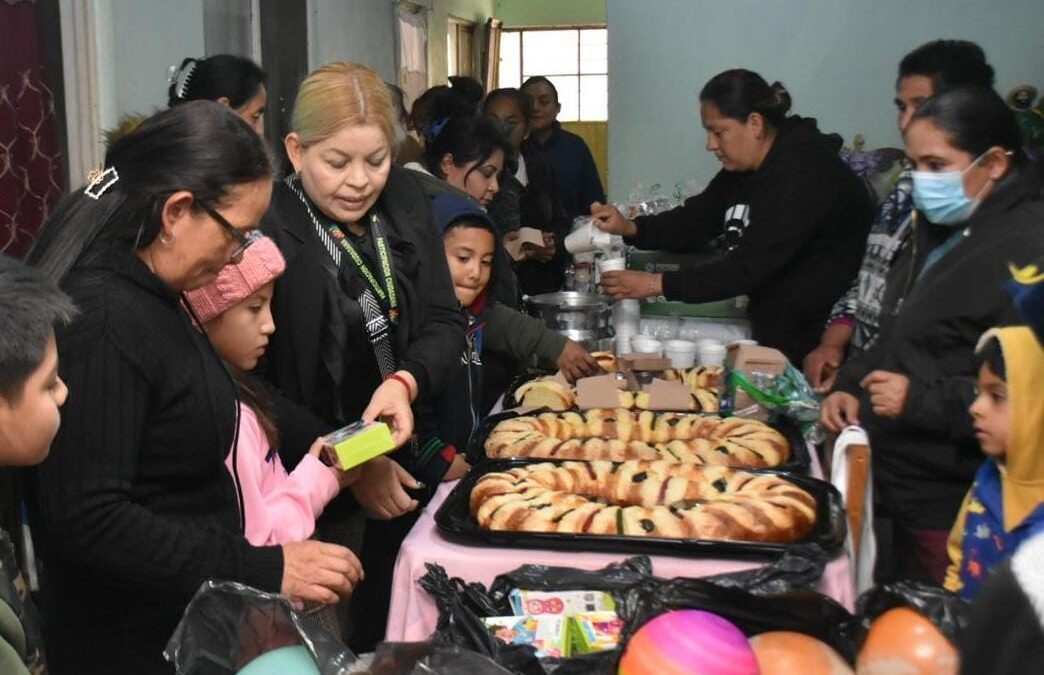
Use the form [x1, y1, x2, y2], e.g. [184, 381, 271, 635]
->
[200, 203, 260, 263]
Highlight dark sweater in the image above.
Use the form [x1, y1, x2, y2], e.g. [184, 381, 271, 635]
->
[30, 249, 283, 675]
[629, 116, 873, 365]
[531, 122, 606, 220]
[833, 166, 1044, 529]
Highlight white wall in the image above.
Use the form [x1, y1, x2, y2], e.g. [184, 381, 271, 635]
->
[97, 0, 205, 127]
[309, 0, 398, 82]
[606, 0, 1044, 200]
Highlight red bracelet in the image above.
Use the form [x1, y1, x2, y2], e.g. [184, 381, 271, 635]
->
[386, 372, 414, 399]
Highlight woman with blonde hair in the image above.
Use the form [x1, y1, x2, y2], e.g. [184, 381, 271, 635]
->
[259, 62, 464, 646]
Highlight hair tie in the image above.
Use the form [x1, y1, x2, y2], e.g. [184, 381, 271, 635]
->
[84, 166, 119, 200]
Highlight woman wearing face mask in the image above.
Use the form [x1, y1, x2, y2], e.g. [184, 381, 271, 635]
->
[820, 86, 1044, 584]
[592, 69, 874, 365]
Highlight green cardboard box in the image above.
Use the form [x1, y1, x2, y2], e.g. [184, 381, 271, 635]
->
[321, 421, 396, 471]
[626, 249, 748, 319]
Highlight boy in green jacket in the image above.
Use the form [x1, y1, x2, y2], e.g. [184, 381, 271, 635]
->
[0, 255, 77, 674]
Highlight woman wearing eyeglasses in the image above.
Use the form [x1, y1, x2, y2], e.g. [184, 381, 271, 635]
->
[26, 102, 361, 675]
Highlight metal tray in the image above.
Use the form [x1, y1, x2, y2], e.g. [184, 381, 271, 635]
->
[467, 407, 811, 474]
[435, 459, 846, 560]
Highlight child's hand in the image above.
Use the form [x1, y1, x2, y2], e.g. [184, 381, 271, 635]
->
[557, 340, 599, 381]
[442, 454, 471, 482]
[349, 456, 420, 519]
[307, 438, 362, 489]
[861, 370, 910, 419]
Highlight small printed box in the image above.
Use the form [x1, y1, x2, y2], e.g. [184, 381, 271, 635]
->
[508, 589, 616, 617]
[482, 615, 569, 658]
[569, 611, 623, 655]
[320, 420, 396, 471]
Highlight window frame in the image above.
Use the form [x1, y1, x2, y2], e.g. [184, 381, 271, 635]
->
[498, 23, 608, 122]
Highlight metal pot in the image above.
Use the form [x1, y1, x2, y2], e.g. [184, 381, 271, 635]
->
[523, 292, 614, 352]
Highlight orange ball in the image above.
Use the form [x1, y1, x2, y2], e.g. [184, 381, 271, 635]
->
[749, 631, 853, 675]
[856, 607, 958, 675]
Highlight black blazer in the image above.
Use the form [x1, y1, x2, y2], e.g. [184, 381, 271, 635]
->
[260, 166, 465, 430]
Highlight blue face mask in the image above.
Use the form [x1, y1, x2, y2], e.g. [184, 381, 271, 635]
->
[910, 151, 1003, 225]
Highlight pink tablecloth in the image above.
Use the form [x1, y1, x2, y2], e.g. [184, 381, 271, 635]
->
[385, 451, 855, 641]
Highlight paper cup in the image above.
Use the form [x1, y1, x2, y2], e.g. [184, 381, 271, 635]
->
[630, 337, 663, 356]
[697, 342, 727, 367]
[598, 256, 627, 274]
[729, 339, 758, 347]
[664, 339, 697, 368]
[564, 225, 596, 254]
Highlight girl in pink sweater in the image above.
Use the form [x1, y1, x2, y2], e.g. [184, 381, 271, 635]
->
[185, 235, 358, 545]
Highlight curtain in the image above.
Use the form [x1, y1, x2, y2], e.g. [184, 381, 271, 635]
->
[0, 0, 63, 259]
[395, 3, 428, 109]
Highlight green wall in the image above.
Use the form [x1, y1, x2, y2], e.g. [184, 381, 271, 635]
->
[495, 0, 605, 27]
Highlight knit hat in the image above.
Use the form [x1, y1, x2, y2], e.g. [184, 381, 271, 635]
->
[431, 193, 495, 234]
[184, 235, 286, 323]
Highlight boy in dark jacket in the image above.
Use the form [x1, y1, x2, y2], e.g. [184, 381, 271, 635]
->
[0, 255, 77, 675]
[415, 193, 595, 476]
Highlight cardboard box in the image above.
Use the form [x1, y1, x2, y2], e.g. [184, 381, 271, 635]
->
[508, 589, 616, 616]
[569, 611, 623, 655]
[725, 344, 788, 413]
[320, 421, 396, 471]
[483, 615, 569, 658]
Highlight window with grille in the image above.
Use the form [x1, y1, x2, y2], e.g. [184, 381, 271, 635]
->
[497, 26, 607, 122]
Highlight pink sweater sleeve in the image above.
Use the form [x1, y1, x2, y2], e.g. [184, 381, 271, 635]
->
[228, 404, 341, 546]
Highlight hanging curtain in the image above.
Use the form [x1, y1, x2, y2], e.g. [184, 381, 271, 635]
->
[481, 18, 502, 93]
[395, 3, 428, 109]
[0, 0, 64, 259]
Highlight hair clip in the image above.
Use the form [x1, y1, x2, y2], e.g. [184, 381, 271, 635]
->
[173, 60, 197, 100]
[84, 166, 119, 200]
[427, 117, 450, 142]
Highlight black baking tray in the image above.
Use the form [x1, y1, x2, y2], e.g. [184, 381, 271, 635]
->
[435, 459, 846, 560]
[466, 407, 811, 474]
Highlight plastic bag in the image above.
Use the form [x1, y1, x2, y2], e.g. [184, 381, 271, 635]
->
[420, 552, 847, 673]
[725, 362, 825, 444]
[357, 642, 515, 675]
[165, 581, 357, 675]
[854, 580, 971, 647]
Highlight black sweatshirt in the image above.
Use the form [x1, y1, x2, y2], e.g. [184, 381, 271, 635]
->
[30, 249, 283, 675]
[834, 166, 1044, 529]
[629, 116, 873, 364]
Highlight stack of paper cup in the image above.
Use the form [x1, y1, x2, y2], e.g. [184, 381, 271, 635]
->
[612, 299, 640, 355]
[696, 339, 727, 366]
[565, 220, 614, 254]
[631, 336, 663, 356]
[664, 339, 698, 368]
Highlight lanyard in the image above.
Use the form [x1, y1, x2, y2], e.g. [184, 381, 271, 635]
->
[325, 213, 400, 324]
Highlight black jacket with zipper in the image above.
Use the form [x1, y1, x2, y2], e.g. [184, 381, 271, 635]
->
[260, 167, 466, 464]
[629, 116, 873, 365]
[834, 165, 1044, 529]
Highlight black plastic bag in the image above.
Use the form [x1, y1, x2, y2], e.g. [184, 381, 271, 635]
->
[365, 642, 515, 675]
[855, 580, 971, 646]
[420, 552, 849, 673]
[619, 576, 858, 663]
[164, 580, 357, 675]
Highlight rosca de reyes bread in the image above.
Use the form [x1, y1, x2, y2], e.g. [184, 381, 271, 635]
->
[485, 409, 790, 468]
[470, 460, 817, 543]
